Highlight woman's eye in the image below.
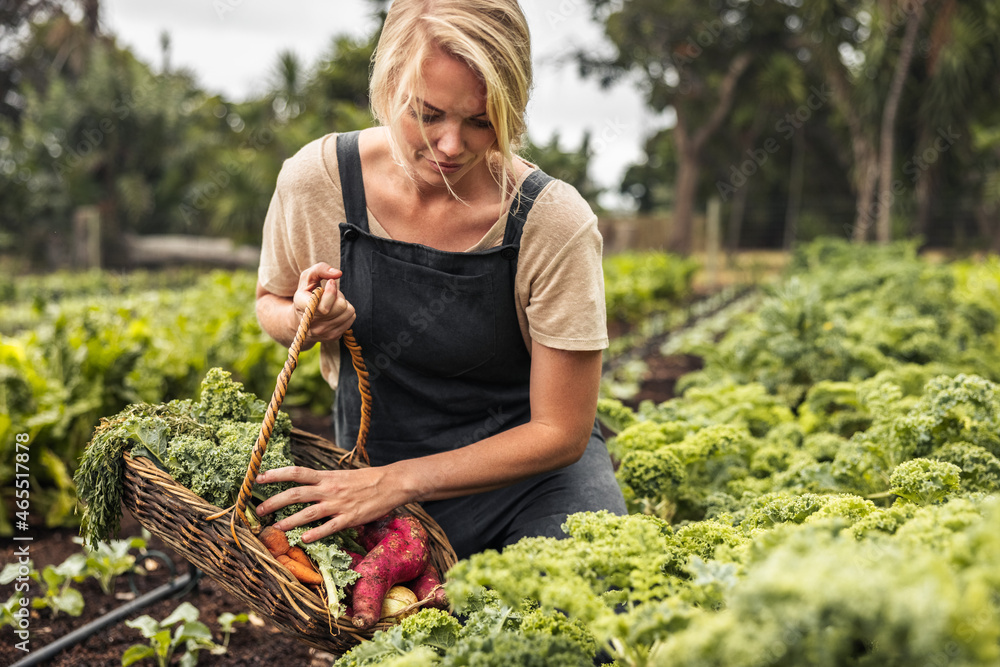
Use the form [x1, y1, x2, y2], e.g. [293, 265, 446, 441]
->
[409, 108, 441, 123]
[470, 118, 493, 129]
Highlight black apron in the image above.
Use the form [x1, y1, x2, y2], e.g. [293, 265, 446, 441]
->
[333, 131, 625, 559]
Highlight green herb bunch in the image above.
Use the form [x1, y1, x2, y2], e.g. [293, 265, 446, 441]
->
[74, 368, 296, 546]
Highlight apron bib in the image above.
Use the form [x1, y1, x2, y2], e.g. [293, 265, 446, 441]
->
[333, 131, 625, 559]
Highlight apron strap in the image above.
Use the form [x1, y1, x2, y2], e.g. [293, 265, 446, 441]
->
[336, 131, 370, 230]
[501, 169, 554, 247]
[337, 128, 553, 244]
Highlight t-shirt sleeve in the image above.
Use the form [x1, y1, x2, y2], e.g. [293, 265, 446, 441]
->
[517, 179, 609, 351]
[258, 185, 299, 297]
[255, 133, 346, 390]
[257, 134, 344, 296]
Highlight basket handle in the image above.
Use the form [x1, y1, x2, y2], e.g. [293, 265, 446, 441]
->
[229, 286, 374, 532]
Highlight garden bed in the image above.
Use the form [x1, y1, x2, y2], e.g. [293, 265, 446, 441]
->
[0, 509, 327, 667]
[0, 347, 698, 667]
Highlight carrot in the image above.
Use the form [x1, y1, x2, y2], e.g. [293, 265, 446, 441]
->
[286, 546, 314, 569]
[408, 564, 448, 610]
[277, 553, 323, 585]
[350, 514, 430, 630]
[259, 525, 290, 557]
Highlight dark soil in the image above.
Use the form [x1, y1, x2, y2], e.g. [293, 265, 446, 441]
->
[0, 359, 699, 667]
[628, 353, 703, 406]
[0, 509, 333, 667]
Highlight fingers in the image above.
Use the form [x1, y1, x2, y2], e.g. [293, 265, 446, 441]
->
[296, 262, 342, 292]
[299, 517, 349, 543]
[256, 466, 317, 486]
[291, 264, 356, 343]
[254, 467, 403, 540]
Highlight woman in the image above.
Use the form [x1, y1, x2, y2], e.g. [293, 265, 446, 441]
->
[254, 0, 625, 560]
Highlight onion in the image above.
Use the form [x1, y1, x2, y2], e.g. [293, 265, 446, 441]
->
[380, 585, 419, 619]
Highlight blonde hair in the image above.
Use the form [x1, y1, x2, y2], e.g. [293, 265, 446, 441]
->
[369, 0, 532, 199]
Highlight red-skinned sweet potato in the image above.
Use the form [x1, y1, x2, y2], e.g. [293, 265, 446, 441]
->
[408, 564, 448, 609]
[349, 514, 430, 630]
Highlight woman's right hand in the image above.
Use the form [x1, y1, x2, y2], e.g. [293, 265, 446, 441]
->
[293, 262, 356, 345]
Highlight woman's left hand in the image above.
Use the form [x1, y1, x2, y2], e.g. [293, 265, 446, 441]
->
[254, 466, 409, 542]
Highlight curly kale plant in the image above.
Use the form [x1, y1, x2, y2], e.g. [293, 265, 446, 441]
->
[76, 368, 296, 545]
[334, 593, 598, 667]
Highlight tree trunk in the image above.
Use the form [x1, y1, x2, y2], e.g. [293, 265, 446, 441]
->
[912, 124, 936, 238]
[666, 52, 753, 253]
[852, 149, 879, 243]
[726, 109, 768, 253]
[668, 145, 700, 252]
[784, 126, 806, 250]
[876, 0, 925, 244]
[973, 204, 1000, 253]
[726, 179, 751, 253]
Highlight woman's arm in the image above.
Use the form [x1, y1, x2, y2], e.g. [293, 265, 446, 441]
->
[255, 342, 602, 542]
[256, 262, 356, 349]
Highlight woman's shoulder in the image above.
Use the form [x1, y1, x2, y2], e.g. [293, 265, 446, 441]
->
[520, 165, 598, 242]
[275, 132, 344, 196]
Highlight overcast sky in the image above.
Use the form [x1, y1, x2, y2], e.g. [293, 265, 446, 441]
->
[99, 0, 673, 210]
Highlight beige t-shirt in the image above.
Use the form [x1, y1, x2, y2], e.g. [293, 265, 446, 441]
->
[258, 132, 609, 389]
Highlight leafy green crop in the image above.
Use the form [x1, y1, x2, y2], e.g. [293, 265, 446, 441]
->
[74, 367, 296, 546]
[334, 591, 598, 667]
[122, 602, 227, 667]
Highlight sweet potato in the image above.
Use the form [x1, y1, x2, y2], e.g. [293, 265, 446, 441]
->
[277, 553, 323, 585]
[259, 525, 290, 557]
[408, 564, 448, 609]
[350, 514, 430, 630]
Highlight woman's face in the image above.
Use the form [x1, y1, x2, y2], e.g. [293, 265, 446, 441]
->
[397, 45, 497, 190]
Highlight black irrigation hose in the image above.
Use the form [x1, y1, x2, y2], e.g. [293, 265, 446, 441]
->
[11, 564, 203, 667]
[127, 549, 178, 597]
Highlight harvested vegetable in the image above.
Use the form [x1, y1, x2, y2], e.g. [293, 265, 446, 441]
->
[76, 367, 448, 629]
[350, 514, 431, 630]
[259, 525, 290, 557]
[285, 527, 361, 618]
[75, 368, 300, 546]
[409, 564, 449, 610]
[277, 554, 323, 585]
[286, 546, 314, 568]
[380, 585, 419, 619]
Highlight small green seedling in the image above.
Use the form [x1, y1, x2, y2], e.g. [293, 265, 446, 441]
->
[214, 612, 249, 653]
[65, 534, 148, 595]
[122, 602, 221, 667]
[0, 559, 84, 618]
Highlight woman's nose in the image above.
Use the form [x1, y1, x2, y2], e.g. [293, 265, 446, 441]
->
[435, 121, 463, 158]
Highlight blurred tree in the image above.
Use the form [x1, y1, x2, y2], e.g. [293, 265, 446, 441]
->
[523, 132, 602, 209]
[579, 0, 790, 252]
[0, 31, 218, 262]
[0, 0, 64, 121]
[620, 128, 675, 215]
[718, 52, 808, 252]
[909, 0, 1000, 245]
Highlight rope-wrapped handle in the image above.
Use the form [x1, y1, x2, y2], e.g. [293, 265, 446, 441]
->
[224, 285, 374, 545]
[340, 329, 372, 466]
[232, 285, 325, 531]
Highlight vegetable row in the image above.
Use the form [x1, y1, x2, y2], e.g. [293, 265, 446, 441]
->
[336, 239, 1000, 666]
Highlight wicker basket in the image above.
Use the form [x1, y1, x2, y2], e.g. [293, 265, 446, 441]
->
[119, 287, 458, 655]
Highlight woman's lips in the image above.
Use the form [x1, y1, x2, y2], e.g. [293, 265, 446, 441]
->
[427, 158, 463, 174]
